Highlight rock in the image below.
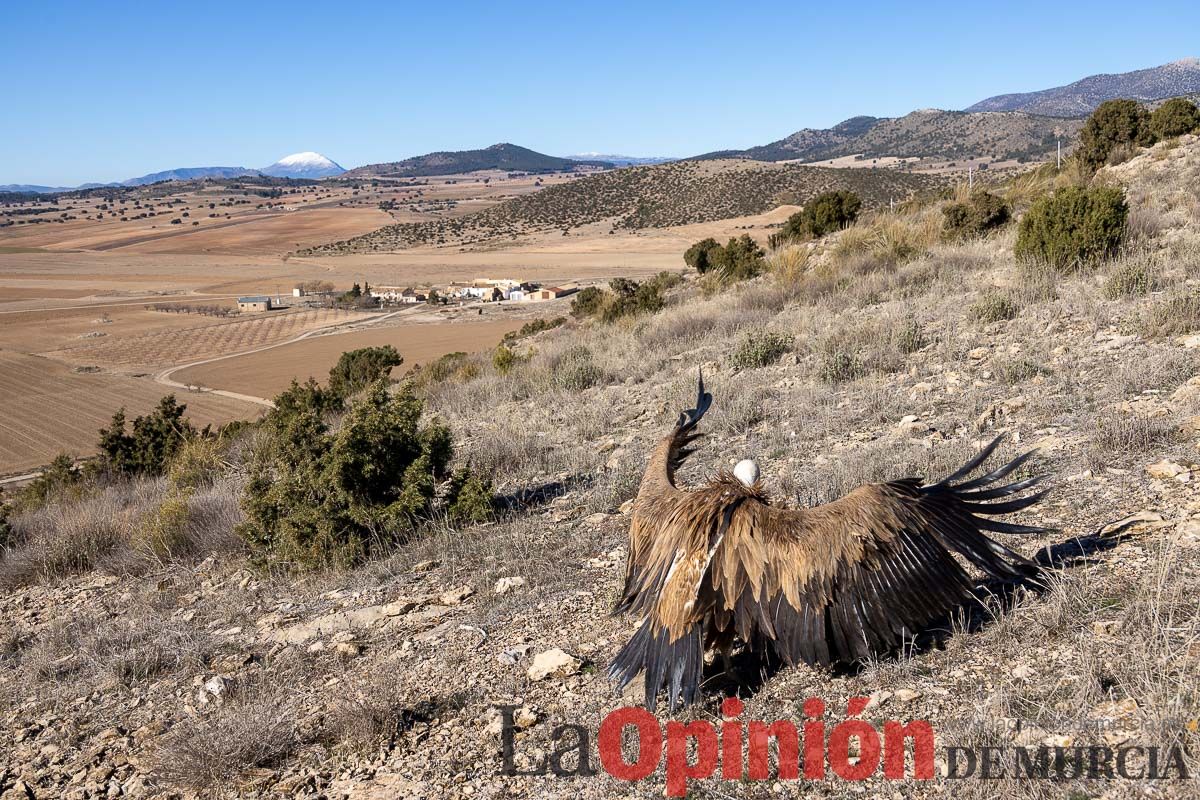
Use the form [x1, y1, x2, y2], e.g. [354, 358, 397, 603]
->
[1092, 620, 1122, 636]
[967, 347, 989, 360]
[493, 577, 526, 595]
[335, 642, 362, 658]
[1011, 664, 1034, 679]
[1146, 459, 1189, 480]
[893, 689, 920, 703]
[439, 585, 475, 606]
[498, 644, 535, 666]
[527, 648, 581, 681]
[1180, 334, 1200, 349]
[412, 559, 439, 573]
[864, 690, 893, 711]
[513, 706, 539, 729]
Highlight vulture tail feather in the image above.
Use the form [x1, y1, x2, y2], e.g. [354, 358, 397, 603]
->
[675, 369, 713, 432]
[607, 623, 703, 713]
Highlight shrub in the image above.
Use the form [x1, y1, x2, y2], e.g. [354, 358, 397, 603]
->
[11, 454, 85, 513]
[408, 351, 477, 387]
[503, 316, 565, 343]
[446, 468, 495, 526]
[968, 291, 1020, 323]
[1149, 98, 1200, 140]
[239, 378, 453, 569]
[895, 319, 927, 354]
[0, 492, 11, 550]
[553, 345, 604, 390]
[327, 346, 402, 399]
[684, 237, 723, 273]
[820, 351, 866, 384]
[1077, 99, 1154, 171]
[770, 190, 862, 246]
[1139, 293, 1200, 339]
[1104, 258, 1159, 299]
[645, 271, 684, 292]
[98, 396, 195, 477]
[134, 487, 193, 561]
[709, 235, 766, 283]
[570, 286, 605, 317]
[941, 191, 1010, 239]
[729, 330, 794, 370]
[492, 344, 521, 374]
[1013, 186, 1128, 271]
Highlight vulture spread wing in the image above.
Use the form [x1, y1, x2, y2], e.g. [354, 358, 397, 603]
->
[610, 375, 1052, 711]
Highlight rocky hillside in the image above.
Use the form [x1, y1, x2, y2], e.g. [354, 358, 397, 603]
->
[699, 110, 1082, 164]
[301, 159, 936, 253]
[343, 144, 611, 179]
[968, 58, 1200, 116]
[2, 138, 1200, 799]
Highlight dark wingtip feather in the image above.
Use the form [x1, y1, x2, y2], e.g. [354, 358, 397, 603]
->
[932, 435, 1005, 487]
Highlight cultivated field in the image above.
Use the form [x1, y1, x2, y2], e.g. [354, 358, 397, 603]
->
[0, 350, 261, 475]
[173, 318, 525, 400]
[43, 307, 359, 373]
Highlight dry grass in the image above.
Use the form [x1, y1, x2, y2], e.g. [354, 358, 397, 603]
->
[1138, 292, 1200, 339]
[150, 690, 299, 793]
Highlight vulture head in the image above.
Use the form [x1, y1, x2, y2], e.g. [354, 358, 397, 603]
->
[610, 370, 1052, 712]
[732, 459, 759, 487]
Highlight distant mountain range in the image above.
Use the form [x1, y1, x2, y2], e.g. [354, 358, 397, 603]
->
[567, 153, 674, 166]
[6, 59, 1200, 194]
[966, 58, 1200, 117]
[344, 143, 612, 178]
[2, 152, 345, 194]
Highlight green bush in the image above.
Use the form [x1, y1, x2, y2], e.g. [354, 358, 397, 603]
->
[710, 235, 766, 282]
[729, 330, 794, 370]
[895, 319, 927, 354]
[1077, 99, 1154, 171]
[968, 291, 1020, 323]
[770, 190, 862, 246]
[446, 468, 495, 526]
[570, 286, 605, 317]
[492, 345, 522, 374]
[942, 191, 1010, 239]
[328, 346, 402, 399]
[239, 378, 453, 569]
[1014, 186, 1128, 271]
[98, 396, 194, 477]
[683, 237, 722, 273]
[11, 453, 85, 513]
[1149, 98, 1200, 140]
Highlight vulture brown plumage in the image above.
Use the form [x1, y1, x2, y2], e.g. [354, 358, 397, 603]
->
[610, 373, 1051, 711]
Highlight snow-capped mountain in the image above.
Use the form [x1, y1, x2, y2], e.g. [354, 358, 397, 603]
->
[259, 152, 345, 179]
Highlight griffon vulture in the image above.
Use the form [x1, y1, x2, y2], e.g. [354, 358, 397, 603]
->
[609, 373, 1050, 711]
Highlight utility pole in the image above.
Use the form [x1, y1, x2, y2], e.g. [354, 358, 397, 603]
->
[968, 164, 974, 190]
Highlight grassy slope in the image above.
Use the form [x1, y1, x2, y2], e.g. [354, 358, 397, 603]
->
[3, 137, 1200, 798]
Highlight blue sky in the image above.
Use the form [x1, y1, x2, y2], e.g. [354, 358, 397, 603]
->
[3, 0, 1197, 186]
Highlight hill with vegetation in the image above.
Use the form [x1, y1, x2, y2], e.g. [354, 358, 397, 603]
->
[301, 158, 936, 253]
[698, 109, 1083, 164]
[967, 57, 1200, 116]
[343, 143, 611, 178]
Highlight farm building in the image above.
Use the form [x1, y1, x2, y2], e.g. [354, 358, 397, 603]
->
[237, 296, 273, 312]
[371, 286, 427, 304]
